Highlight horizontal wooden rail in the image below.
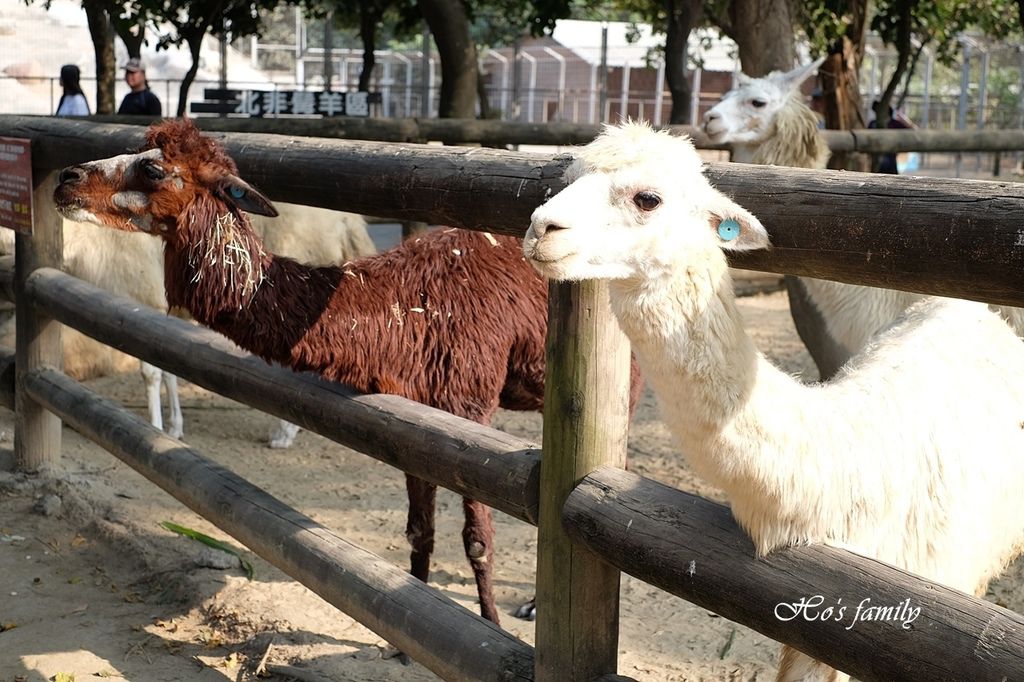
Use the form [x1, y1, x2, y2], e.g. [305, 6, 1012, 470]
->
[2, 116, 1022, 307]
[24, 266, 541, 524]
[563, 467, 1024, 682]
[23, 365, 533, 682]
[81, 114, 1024, 153]
[83, 114, 642, 147]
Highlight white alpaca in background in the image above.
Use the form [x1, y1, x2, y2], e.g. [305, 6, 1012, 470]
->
[703, 59, 830, 169]
[703, 60, 1024, 381]
[523, 122, 1024, 682]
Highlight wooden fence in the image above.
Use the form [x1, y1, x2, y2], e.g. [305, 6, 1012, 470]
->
[1, 115, 1023, 681]
[72, 113, 1024, 153]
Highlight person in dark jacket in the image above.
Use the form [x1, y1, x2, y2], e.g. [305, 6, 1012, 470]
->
[117, 58, 162, 116]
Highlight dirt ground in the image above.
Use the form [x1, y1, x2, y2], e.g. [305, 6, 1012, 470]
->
[0, 288, 1022, 682]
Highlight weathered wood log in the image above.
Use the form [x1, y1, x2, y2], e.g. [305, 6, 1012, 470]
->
[23, 365, 534, 682]
[839, 128, 1024, 153]
[562, 467, 1024, 682]
[708, 164, 1024, 308]
[15, 173, 62, 472]
[82, 114, 703, 147]
[534, 282, 631, 681]
[78, 114, 1024, 153]
[24, 267, 541, 525]
[2, 116, 1023, 307]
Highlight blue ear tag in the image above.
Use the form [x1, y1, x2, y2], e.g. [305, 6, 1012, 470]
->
[228, 185, 246, 199]
[718, 218, 741, 241]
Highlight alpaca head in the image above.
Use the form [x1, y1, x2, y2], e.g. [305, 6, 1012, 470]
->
[53, 119, 278, 237]
[523, 122, 768, 282]
[702, 58, 825, 145]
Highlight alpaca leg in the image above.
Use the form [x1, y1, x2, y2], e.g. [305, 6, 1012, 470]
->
[462, 497, 500, 624]
[777, 646, 849, 682]
[163, 372, 184, 439]
[784, 276, 851, 381]
[268, 420, 300, 448]
[140, 361, 164, 432]
[404, 475, 437, 583]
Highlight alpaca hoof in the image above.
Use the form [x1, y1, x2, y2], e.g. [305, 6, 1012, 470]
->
[268, 420, 299, 449]
[267, 435, 294, 449]
[513, 597, 536, 621]
[166, 423, 184, 440]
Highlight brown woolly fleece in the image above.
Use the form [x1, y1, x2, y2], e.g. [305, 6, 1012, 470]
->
[64, 119, 643, 626]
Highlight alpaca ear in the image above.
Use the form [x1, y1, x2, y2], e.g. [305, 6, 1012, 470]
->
[706, 192, 770, 252]
[219, 175, 279, 217]
[777, 57, 826, 94]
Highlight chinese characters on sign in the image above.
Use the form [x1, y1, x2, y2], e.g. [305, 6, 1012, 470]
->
[0, 137, 33, 234]
[191, 89, 379, 118]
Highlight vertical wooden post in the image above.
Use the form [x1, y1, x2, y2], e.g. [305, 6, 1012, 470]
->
[535, 279, 632, 681]
[14, 172, 62, 472]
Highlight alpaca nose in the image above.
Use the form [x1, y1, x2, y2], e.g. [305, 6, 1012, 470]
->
[531, 221, 567, 239]
[702, 110, 719, 126]
[58, 166, 87, 186]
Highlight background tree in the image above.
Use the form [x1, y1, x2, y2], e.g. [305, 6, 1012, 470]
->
[417, 0, 478, 117]
[110, 1, 149, 60]
[868, 0, 1020, 129]
[708, 0, 796, 75]
[800, 0, 870, 168]
[302, 0, 416, 92]
[661, 0, 703, 123]
[153, 0, 277, 116]
[80, 0, 118, 113]
[610, 0, 704, 124]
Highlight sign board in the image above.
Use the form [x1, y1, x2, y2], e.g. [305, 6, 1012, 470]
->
[191, 89, 381, 118]
[0, 136, 33, 234]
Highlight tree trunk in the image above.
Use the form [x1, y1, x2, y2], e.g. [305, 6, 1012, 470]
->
[873, 0, 914, 130]
[665, 0, 702, 124]
[82, 0, 116, 114]
[477, 69, 492, 120]
[819, 0, 870, 170]
[357, 1, 380, 92]
[727, 0, 794, 75]
[113, 18, 146, 59]
[417, 0, 478, 118]
[177, 30, 204, 117]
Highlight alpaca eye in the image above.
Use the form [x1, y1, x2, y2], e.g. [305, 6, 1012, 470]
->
[751, 99, 767, 108]
[142, 162, 165, 181]
[633, 191, 661, 211]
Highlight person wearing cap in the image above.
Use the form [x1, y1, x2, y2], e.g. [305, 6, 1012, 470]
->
[117, 58, 162, 116]
[55, 64, 90, 116]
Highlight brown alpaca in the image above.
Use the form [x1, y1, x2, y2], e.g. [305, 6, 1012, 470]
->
[53, 119, 643, 626]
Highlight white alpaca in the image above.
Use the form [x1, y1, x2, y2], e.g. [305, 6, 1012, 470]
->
[523, 122, 1024, 682]
[1, 203, 375, 443]
[703, 60, 1024, 381]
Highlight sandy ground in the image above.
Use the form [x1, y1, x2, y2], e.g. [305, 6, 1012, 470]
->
[0, 288, 1022, 682]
